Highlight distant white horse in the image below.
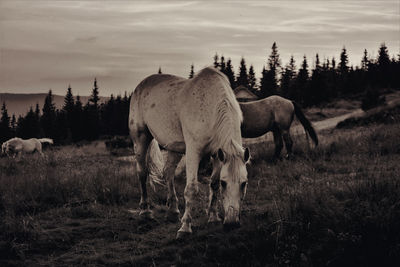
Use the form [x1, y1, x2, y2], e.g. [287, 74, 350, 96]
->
[1, 137, 53, 157]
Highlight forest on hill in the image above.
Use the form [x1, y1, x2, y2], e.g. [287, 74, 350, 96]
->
[0, 42, 399, 144]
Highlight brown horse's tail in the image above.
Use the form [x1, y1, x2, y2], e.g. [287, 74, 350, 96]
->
[292, 101, 318, 146]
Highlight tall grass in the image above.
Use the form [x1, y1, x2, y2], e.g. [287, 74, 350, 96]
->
[1, 124, 400, 266]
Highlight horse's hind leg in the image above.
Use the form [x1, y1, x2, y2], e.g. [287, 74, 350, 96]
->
[282, 130, 293, 158]
[37, 146, 44, 157]
[272, 127, 283, 159]
[164, 151, 183, 221]
[133, 132, 152, 217]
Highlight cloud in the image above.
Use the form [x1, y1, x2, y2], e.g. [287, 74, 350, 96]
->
[0, 0, 398, 95]
[75, 36, 98, 43]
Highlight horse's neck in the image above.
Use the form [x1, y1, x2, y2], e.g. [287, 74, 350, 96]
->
[209, 98, 242, 154]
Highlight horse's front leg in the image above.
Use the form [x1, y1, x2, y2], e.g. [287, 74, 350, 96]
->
[208, 157, 222, 223]
[164, 151, 183, 222]
[177, 148, 200, 239]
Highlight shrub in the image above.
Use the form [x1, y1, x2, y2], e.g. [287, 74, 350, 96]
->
[361, 87, 386, 111]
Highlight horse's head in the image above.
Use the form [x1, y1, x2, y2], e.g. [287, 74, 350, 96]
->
[212, 146, 250, 229]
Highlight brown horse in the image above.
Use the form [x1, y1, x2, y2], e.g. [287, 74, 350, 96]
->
[240, 95, 318, 158]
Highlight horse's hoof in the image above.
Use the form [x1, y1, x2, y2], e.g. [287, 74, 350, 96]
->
[176, 230, 192, 240]
[207, 213, 222, 225]
[165, 210, 180, 222]
[207, 220, 222, 229]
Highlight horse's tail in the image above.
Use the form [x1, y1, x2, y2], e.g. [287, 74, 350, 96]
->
[145, 139, 165, 191]
[38, 138, 54, 145]
[292, 101, 319, 146]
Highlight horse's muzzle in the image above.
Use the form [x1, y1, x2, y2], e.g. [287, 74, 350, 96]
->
[223, 206, 240, 231]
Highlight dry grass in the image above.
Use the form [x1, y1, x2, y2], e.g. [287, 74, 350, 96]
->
[1, 121, 400, 266]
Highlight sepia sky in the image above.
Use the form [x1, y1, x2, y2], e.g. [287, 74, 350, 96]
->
[0, 0, 399, 96]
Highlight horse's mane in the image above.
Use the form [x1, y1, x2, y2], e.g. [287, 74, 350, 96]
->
[195, 67, 243, 158]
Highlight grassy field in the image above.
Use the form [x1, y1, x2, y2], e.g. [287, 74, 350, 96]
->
[1, 109, 400, 266]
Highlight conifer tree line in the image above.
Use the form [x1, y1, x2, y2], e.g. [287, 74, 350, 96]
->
[1, 42, 399, 145]
[0, 79, 130, 144]
[208, 42, 399, 107]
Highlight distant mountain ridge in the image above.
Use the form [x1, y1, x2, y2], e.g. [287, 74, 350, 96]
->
[0, 93, 109, 117]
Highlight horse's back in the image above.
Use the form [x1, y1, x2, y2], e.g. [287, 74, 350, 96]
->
[129, 74, 187, 148]
[129, 67, 241, 152]
[266, 96, 294, 128]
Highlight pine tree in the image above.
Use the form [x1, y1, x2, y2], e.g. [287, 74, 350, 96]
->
[213, 53, 219, 68]
[224, 59, 236, 89]
[315, 53, 321, 71]
[259, 42, 281, 98]
[324, 58, 330, 71]
[71, 95, 83, 141]
[220, 56, 226, 73]
[87, 79, 101, 140]
[35, 103, 40, 119]
[63, 85, 75, 114]
[268, 42, 281, 73]
[63, 85, 75, 141]
[10, 114, 16, 135]
[248, 65, 256, 92]
[41, 90, 57, 138]
[0, 102, 11, 142]
[280, 56, 296, 98]
[236, 57, 249, 88]
[361, 49, 369, 71]
[309, 53, 326, 105]
[295, 55, 309, 104]
[377, 43, 390, 67]
[339, 47, 349, 75]
[158, 67, 162, 74]
[189, 64, 195, 78]
[259, 66, 268, 98]
[89, 78, 100, 108]
[376, 42, 391, 87]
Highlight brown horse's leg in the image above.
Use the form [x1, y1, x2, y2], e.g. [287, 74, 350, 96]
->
[282, 130, 293, 158]
[164, 151, 183, 221]
[133, 133, 152, 217]
[272, 127, 283, 158]
[177, 147, 201, 238]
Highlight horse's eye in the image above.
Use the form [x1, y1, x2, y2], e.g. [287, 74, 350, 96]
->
[220, 180, 227, 189]
[240, 182, 247, 191]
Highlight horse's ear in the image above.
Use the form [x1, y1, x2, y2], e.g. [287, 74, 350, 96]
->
[217, 148, 225, 162]
[244, 147, 250, 163]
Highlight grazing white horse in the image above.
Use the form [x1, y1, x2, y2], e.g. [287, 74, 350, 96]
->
[129, 67, 250, 238]
[1, 137, 53, 157]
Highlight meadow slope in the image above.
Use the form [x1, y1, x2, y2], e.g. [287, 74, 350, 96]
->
[1, 110, 400, 266]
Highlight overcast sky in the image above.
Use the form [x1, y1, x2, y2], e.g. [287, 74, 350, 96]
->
[0, 0, 399, 96]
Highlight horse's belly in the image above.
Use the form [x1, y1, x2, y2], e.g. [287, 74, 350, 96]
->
[143, 103, 185, 152]
[241, 124, 270, 138]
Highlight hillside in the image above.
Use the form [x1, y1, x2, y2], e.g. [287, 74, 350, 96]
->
[0, 93, 109, 117]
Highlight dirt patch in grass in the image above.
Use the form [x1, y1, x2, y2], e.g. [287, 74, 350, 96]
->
[337, 102, 400, 129]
